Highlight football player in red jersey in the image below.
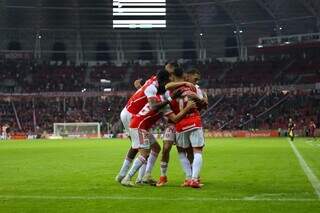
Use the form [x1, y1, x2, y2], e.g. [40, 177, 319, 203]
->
[116, 76, 157, 182]
[156, 67, 189, 187]
[179, 69, 207, 188]
[116, 63, 180, 184]
[121, 70, 197, 187]
[156, 68, 207, 187]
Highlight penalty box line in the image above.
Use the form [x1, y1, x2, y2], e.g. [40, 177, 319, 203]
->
[0, 195, 318, 202]
[288, 139, 320, 200]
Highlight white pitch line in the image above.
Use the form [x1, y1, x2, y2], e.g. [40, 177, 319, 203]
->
[305, 141, 320, 149]
[288, 139, 320, 199]
[0, 195, 318, 202]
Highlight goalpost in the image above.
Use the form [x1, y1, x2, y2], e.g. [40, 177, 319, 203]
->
[53, 122, 101, 139]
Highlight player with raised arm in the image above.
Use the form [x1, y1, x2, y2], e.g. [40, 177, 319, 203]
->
[116, 75, 157, 183]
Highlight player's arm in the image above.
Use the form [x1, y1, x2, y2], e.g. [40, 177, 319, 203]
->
[165, 81, 195, 91]
[144, 84, 165, 110]
[148, 97, 169, 111]
[188, 95, 208, 110]
[198, 92, 208, 110]
[166, 100, 196, 123]
[149, 91, 182, 111]
[187, 88, 208, 110]
[146, 87, 182, 111]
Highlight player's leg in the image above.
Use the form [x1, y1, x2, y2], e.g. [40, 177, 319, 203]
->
[176, 132, 193, 186]
[190, 147, 203, 188]
[122, 148, 150, 186]
[136, 133, 161, 184]
[116, 108, 138, 182]
[142, 134, 161, 185]
[156, 140, 172, 186]
[186, 146, 194, 164]
[116, 147, 138, 182]
[177, 146, 193, 187]
[157, 125, 175, 186]
[289, 130, 294, 141]
[121, 129, 151, 186]
[135, 161, 146, 184]
[189, 128, 205, 188]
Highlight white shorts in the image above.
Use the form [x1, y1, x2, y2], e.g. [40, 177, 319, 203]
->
[176, 128, 205, 149]
[129, 128, 157, 149]
[163, 124, 176, 143]
[120, 107, 132, 133]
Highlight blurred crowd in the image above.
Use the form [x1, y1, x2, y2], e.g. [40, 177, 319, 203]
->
[0, 95, 127, 135]
[0, 91, 319, 135]
[203, 91, 320, 131]
[1, 56, 320, 93]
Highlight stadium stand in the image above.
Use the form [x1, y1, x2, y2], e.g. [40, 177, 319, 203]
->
[1, 53, 319, 137]
[1, 56, 320, 93]
[1, 90, 319, 136]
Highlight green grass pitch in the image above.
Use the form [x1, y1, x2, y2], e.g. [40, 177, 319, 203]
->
[0, 138, 319, 213]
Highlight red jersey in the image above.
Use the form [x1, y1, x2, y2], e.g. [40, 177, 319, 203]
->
[166, 85, 204, 133]
[125, 76, 158, 114]
[130, 95, 171, 130]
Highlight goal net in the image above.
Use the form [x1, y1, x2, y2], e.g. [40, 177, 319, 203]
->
[53, 122, 101, 138]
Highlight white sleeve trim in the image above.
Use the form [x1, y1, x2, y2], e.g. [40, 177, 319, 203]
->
[144, 84, 158, 98]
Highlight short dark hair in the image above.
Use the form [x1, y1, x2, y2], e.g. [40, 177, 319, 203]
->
[156, 69, 170, 94]
[173, 67, 184, 78]
[185, 68, 201, 76]
[156, 69, 170, 84]
[165, 60, 180, 69]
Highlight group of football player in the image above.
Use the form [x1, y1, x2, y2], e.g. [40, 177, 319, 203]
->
[115, 62, 208, 188]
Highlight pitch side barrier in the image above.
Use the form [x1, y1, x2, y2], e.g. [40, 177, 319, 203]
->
[205, 130, 320, 138]
[205, 130, 280, 138]
[7, 130, 320, 140]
